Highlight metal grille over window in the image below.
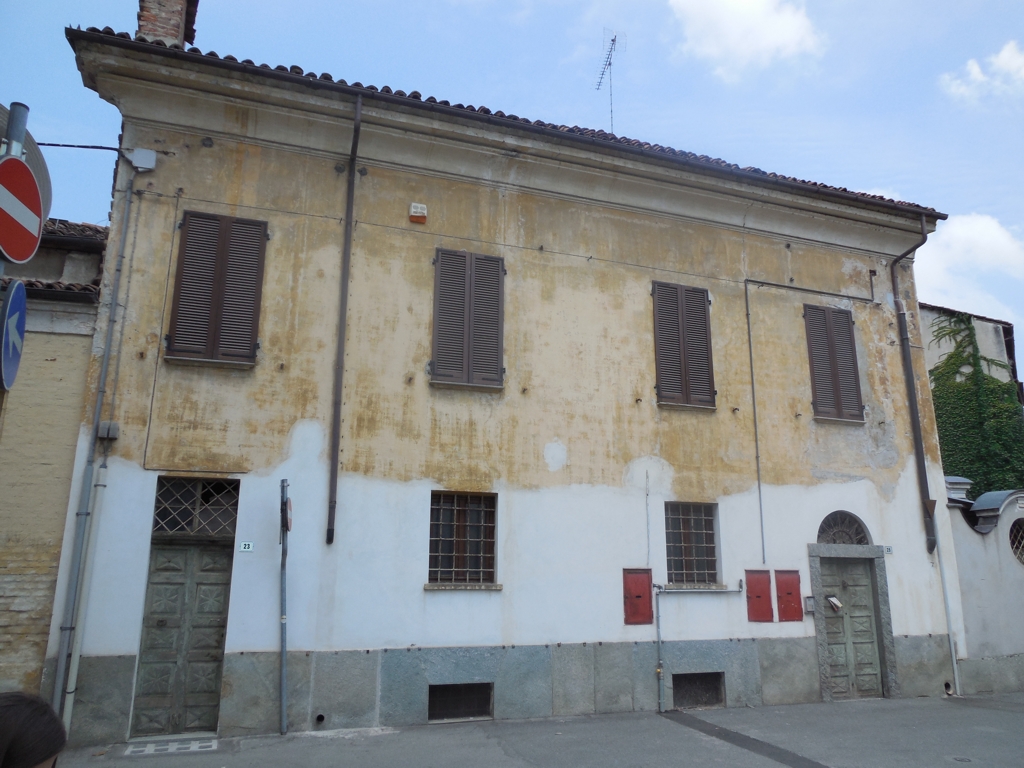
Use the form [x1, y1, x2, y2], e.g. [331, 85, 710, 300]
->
[153, 478, 239, 538]
[1010, 519, 1024, 566]
[665, 502, 717, 584]
[817, 511, 869, 545]
[429, 492, 496, 583]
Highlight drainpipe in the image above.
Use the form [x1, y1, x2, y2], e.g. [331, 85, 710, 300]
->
[59, 455, 107, 731]
[280, 479, 290, 734]
[889, 214, 936, 553]
[327, 95, 362, 545]
[52, 163, 139, 713]
[654, 584, 665, 712]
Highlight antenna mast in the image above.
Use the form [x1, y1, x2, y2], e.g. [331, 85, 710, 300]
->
[596, 34, 617, 134]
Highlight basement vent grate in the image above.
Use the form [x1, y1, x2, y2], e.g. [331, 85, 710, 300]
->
[124, 739, 217, 756]
[428, 682, 493, 721]
[672, 672, 725, 709]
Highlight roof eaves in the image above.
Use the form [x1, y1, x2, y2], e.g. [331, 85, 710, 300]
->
[66, 26, 947, 223]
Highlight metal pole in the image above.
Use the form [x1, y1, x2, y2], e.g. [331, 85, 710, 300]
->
[4, 102, 29, 157]
[280, 479, 289, 735]
[654, 584, 665, 712]
[52, 168, 136, 713]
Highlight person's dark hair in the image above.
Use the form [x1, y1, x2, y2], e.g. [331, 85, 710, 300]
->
[0, 693, 66, 768]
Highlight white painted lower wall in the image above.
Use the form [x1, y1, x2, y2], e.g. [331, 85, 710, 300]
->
[67, 420, 955, 661]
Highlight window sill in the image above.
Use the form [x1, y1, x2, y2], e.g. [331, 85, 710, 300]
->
[811, 415, 865, 425]
[424, 583, 503, 591]
[429, 380, 503, 393]
[164, 354, 256, 370]
[663, 583, 739, 593]
[656, 401, 716, 412]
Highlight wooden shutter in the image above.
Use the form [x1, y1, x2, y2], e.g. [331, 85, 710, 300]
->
[775, 570, 802, 622]
[805, 305, 863, 420]
[468, 254, 504, 386]
[216, 219, 266, 360]
[167, 212, 267, 364]
[653, 282, 684, 404]
[805, 304, 838, 418]
[623, 569, 654, 625]
[682, 286, 715, 406]
[168, 213, 220, 356]
[653, 282, 715, 406]
[432, 251, 470, 382]
[830, 309, 864, 420]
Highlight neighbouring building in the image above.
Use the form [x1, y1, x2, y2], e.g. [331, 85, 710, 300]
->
[49, 0, 976, 745]
[0, 219, 106, 694]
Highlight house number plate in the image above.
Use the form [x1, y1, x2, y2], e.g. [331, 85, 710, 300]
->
[239, 541, 254, 552]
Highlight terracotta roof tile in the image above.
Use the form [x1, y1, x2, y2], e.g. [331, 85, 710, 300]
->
[43, 219, 108, 241]
[72, 26, 944, 218]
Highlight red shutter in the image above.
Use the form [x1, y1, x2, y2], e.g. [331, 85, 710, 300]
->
[468, 254, 503, 386]
[432, 250, 470, 382]
[682, 287, 715, 406]
[804, 305, 838, 417]
[653, 282, 684, 404]
[216, 218, 266, 361]
[745, 570, 773, 622]
[830, 309, 863, 420]
[623, 569, 653, 625]
[168, 213, 220, 356]
[775, 570, 802, 622]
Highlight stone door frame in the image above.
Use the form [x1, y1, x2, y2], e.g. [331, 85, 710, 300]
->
[807, 543, 899, 702]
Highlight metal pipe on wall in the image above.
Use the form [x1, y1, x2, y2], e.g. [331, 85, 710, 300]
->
[52, 166, 138, 713]
[888, 214, 936, 553]
[654, 584, 665, 712]
[327, 95, 363, 545]
[280, 479, 289, 734]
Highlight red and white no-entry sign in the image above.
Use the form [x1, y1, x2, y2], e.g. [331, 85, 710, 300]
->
[0, 155, 43, 264]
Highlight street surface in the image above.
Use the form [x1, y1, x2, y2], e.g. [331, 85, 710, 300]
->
[61, 692, 1024, 768]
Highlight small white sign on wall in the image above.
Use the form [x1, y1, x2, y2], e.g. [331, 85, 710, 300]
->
[884, 545, 893, 555]
[238, 541, 254, 552]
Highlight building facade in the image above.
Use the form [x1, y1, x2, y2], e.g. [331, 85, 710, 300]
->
[0, 220, 105, 694]
[51, 3, 965, 745]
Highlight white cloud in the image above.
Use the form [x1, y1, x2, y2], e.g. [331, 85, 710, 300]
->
[940, 40, 1024, 101]
[915, 213, 1024, 325]
[667, 0, 823, 81]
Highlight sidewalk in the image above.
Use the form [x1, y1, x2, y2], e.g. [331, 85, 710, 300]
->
[60, 692, 1024, 768]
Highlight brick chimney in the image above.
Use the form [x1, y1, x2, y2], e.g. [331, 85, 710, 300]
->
[136, 0, 199, 48]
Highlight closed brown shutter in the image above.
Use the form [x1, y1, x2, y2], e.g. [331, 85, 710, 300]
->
[168, 213, 219, 355]
[682, 286, 715, 406]
[830, 309, 864, 420]
[469, 254, 504, 386]
[217, 219, 267, 360]
[167, 212, 267, 364]
[653, 282, 684, 404]
[432, 251, 470, 382]
[804, 304, 863, 420]
[653, 281, 715, 406]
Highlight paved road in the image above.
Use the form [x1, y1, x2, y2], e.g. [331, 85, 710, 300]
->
[62, 693, 1024, 768]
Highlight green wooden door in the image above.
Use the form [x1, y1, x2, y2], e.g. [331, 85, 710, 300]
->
[131, 543, 233, 736]
[821, 558, 882, 699]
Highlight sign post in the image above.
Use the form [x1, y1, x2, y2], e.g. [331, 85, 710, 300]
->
[0, 103, 44, 264]
[1, 280, 26, 390]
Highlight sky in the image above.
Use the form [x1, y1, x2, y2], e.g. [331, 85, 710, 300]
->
[4, 0, 1023, 325]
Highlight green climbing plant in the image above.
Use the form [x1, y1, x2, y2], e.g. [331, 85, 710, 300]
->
[928, 312, 1024, 499]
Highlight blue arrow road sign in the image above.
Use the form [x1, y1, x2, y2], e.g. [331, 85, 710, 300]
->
[1, 279, 26, 390]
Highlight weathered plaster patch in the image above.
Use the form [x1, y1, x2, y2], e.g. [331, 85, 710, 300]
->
[543, 440, 567, 472]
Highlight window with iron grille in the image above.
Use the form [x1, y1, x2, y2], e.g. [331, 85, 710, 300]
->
[153, 477, 239, 538]
[166, 211, 268, 365]
[665, 502, 717, 584]
[429, 492, 496, 583]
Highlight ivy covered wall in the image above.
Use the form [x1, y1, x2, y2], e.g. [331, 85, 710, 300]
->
[929, 313, 1024, 499]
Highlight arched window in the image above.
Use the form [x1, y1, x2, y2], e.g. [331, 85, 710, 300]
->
[1010, 519, 1024, 567]
[817, 511, 870, 545]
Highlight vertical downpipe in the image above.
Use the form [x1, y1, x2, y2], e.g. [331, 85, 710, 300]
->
[280, 479, 289, 734]
[327, 95, 363, 545]
[654, 584, 665, 712]
[744, 281, 767, 564]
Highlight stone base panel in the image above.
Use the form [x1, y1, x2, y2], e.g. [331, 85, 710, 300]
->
[68, 634, 963, 746]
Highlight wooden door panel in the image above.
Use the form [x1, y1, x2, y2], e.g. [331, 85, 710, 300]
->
[820, 558, 882, 700]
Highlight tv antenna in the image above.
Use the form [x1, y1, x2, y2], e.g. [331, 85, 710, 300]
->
[595, 31, 621, 134]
